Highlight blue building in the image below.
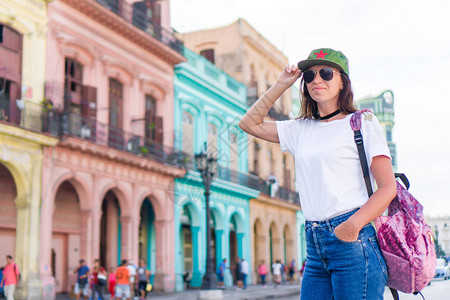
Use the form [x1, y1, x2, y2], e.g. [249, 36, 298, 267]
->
[173, 48, 260, 290]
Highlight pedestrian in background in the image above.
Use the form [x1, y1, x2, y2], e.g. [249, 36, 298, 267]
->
[257, 260, 267, 287]
[126, 261, 137, 299]
[0, 255, 20, 300]
[240, 259, 248, 290]
[299, 260, 306, 281]
[216, 259, 226, 289]
[137, 259, 151, 300]
[91, 259, 106, 300]
[280, 261, 286, 284]
[107, 267, 116, 299]
[115, 260, 130, 300]
[271, 260, 282, 288]
[74, 259, 90, 300]
[288, 259, 296, 284]
[239, 47, 396, 300]
[234, 257, 242, 288]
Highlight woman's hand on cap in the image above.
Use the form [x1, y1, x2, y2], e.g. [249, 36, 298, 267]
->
[276, 64, 301, 89]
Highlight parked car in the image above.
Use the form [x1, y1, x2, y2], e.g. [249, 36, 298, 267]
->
[434, 258, 450, 280]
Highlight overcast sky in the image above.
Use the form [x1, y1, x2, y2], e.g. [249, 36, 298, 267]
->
[170, 0, 450, 218]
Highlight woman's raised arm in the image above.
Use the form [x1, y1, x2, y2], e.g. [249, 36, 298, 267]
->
[239, 64, 301, 143]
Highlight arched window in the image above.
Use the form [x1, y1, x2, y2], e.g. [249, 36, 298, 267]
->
[0, 23, 22, 124]
[108, 78, 124, 148]
[65, 58, 83, 109]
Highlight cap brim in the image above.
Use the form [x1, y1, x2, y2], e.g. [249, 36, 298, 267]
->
[297, 59, 344, 73]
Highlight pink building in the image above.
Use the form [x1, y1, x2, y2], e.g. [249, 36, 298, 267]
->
[41, 0, 185, 297]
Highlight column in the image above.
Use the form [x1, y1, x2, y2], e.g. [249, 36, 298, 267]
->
[153, 219, 175, 292]
[120, 216, 132, 260]
[25, 158, 45, 299]
[15, 196, 30, 300]
[79, 210, 92, 264]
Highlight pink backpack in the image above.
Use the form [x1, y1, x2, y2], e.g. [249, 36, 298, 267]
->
[351, 110, 436, 299]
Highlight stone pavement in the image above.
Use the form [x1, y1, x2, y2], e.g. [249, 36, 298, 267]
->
[55, 283, 301, 300]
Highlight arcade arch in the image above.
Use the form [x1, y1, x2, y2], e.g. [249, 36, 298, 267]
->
[0, 164, 18, 263]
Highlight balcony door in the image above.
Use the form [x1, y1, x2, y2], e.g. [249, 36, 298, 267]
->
[0, 23, 22, 125]
[108, 78, 124, 149]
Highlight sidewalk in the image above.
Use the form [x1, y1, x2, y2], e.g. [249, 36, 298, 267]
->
[55, 283, 301, 300]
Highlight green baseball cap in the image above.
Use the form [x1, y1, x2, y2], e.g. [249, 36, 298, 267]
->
[297, 48, 349, 75]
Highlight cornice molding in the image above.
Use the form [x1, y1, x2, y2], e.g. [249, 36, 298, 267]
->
[251, 193, 301, 211]
[58, 137, 186, 178]
[59, 0, 185, 65]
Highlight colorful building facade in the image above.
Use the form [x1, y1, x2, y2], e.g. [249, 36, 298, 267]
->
[173, 48, 259, 290]
[180, 19, 304, 283]
[0, 1, 59, 299]
[40, 0, 185, 297]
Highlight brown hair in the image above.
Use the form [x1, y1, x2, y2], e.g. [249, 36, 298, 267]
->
[298, 72, 357, 119]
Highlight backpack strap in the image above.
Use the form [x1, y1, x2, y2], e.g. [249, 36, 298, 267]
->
[350, 110, 373, 197]
[390, 287, 400, 300]
[351, 110, 400, 300]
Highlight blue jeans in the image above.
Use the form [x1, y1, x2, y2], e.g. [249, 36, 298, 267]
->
[242, 273, 247, 289]
[301, 209, 387, 300]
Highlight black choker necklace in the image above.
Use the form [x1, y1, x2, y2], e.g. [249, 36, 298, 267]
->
[317, 109, 341, 120]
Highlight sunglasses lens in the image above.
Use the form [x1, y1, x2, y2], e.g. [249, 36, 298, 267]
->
[303, 70, 315, 83]
[319, 68, 334, 81]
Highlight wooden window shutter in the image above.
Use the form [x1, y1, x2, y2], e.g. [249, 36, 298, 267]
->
[8, 81, 20, 125]
[81, 85, 97, 119]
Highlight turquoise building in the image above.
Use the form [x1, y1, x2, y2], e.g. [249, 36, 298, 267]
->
[173, 48, 260, 290]
[356, 90, 397, 171]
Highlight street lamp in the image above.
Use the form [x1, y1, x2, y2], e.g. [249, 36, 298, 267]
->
[195, 143, 218, 290]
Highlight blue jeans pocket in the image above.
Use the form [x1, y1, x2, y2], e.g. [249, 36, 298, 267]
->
[331, 223, 372, 244]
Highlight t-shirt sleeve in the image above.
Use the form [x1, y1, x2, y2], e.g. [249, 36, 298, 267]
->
[361, 113, 391, 167]
[276, 119, 297, 155]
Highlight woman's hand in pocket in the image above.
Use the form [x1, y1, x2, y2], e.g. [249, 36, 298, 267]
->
[334, 220, 360, 242]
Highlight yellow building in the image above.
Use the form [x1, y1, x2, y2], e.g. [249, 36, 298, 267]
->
[0, 1, 58, 299]
[181, 19, 305, 282]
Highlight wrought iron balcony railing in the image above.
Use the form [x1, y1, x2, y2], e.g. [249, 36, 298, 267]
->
[0, 100, 300, 204]
[181, 151, 300, 205]
[96, 0, 183, 54]
[53, 110, 188, 168]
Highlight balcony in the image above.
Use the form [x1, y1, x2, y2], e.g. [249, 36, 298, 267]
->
[1, 101, 186, 169]
[58, 0, 185, 64]
[95, 0, 183, 54]
[0, 99, 57, 135]
[54, 111, 187, 169]
[181, 151, 300, 205]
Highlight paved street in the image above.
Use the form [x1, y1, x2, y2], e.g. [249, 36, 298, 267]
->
[55, 284, 301, 300]
[52, 277, 450, 300]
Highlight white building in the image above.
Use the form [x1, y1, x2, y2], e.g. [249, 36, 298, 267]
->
[427, 216, 450, 257]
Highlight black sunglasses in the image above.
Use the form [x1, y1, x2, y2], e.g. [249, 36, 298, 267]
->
[303, 68, 340, 84]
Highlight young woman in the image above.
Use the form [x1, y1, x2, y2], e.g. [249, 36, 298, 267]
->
[239, 48, 396, 299]
[91, 259, 107, 300]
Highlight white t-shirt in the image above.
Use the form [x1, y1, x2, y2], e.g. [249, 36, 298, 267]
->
[241, 260, 249, 274]
[127, 264, 137, 283]
[272, 263, 282, 275]
[276, 112, 391, 221]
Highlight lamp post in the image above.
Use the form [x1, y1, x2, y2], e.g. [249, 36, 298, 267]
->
[195, 144, 218, 290]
